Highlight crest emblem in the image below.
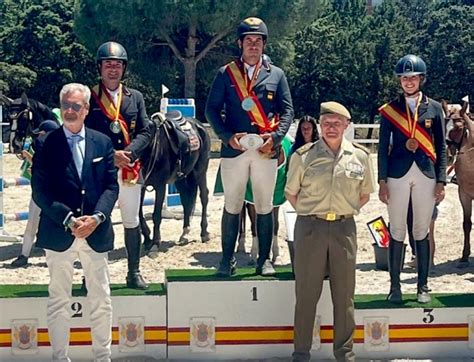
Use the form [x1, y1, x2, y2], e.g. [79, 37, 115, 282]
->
[11, 319, 38, 354]
[244, 17, 262, 26]
[119, 317, 145, 352]
[190, 317, 216, 352]
[364, 317, 389, 351]
[425, 119, 432, 128]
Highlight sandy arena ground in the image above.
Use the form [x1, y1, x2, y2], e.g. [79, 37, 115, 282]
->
[0, 153, 473, 296]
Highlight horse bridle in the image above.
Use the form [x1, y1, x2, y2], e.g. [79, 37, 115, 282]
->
[8, 107, 33, 158]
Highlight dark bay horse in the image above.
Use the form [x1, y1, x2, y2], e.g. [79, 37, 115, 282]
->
[139, 111, 210, 256]
[0, 93, 57, 154]
[444, 101, 473, 267]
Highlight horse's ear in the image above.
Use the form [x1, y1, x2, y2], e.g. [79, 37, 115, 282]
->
[21, 93, 29, 106]
[0, 94, 12, 107]
[441, 99, 449, 116]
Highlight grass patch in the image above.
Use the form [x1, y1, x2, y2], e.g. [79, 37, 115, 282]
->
[0, 283, 166, 298]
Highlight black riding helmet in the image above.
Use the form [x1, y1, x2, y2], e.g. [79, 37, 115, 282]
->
[96, 41, 128, 77]
[237, 17, 268, 41]
[395, 54, 427, 77]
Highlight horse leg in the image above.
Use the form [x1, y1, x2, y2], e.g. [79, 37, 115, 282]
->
[236, 203, 247, 252]
[139, 186, 152, 251]
[147, 184, 167, 258]
[272, 206, 282, 265]
[198, 172, 210, 243]
[458, 189, 472, 267]
[175, 178, 198, 244]
[247, 203, 258, 264]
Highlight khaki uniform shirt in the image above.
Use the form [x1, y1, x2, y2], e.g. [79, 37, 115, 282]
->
[285, 138, 376, 216]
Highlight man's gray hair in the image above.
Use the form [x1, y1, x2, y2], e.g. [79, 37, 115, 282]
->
[59, 83, 91, 105]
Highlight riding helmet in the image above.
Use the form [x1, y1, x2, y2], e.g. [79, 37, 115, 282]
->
[394, 54, 427, 77]
[96, 41, 128, 75]
[237, 17, 268, 41]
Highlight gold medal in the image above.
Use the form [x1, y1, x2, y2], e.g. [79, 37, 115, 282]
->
[406, 138, 419, 152]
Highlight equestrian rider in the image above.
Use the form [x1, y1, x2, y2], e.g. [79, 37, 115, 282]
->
[378, 54, 446, 304]
[85, 41, 152, 289]
[206, 17, 294, 277]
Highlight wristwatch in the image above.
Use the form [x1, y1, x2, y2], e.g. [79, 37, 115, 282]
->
[64, 215, 77, 230]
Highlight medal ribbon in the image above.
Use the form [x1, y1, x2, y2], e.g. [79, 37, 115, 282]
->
[406, 94, 422, 139]
[378, 101, 436, 161]
[225, 60, 279, 133]
[91, 83, 140, 183]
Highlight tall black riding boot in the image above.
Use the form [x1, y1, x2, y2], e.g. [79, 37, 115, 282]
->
[125, 226, 148, 289]
[216, 210, 240, 277]
[416, 236, 431, 303]
[387, 239, 404, 304]
[256, 212, 275, 276]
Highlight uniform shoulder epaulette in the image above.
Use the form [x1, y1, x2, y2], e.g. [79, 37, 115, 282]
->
[352, 142, 370, 154]
[296, 142, 314, 155]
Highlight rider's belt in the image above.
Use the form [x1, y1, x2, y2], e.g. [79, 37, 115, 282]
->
[313, 213, 353, 222]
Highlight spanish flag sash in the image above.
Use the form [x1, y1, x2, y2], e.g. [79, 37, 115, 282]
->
[378, 101, 436, 161]
[225, 60, 279, 133]
[91, 83, 140, 184]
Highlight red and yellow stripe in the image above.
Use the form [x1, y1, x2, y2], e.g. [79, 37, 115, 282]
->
[225, 61, 278, 133]
[379, 103, 436, 161]
[91, 83, 140, 183]
[168, 323, 468, 346]
[0, 326, 167, 347]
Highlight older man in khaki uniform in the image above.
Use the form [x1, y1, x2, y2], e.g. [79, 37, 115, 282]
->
[286, 102, 375, 362]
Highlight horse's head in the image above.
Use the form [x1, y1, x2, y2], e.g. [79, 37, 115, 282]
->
[4, 93, 34, 155]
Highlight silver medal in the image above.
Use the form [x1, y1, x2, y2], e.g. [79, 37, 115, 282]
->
[110, 121, 121, 134]
[241, 97, 255, 111]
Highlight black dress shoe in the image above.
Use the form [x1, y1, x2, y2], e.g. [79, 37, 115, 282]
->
[11, 255, 28, 268]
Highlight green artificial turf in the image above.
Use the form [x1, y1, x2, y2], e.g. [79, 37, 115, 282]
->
[2, 268, 472, 310]
[0, 283, 166, 298]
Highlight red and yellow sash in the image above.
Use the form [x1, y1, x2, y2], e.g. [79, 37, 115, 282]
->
[92, 83, 140, 184]
[378, 102, 436, 161]
[225, 60, 279, 133]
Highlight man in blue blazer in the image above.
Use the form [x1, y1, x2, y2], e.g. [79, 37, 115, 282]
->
[32, 83, 119, 362]
[206, 17, 294, 277]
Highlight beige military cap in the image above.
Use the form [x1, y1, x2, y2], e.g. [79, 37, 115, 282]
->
[320, 101, 351, 119]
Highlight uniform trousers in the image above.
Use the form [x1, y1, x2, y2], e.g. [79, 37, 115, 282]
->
[220, 149, 277, 215]
[293, 215, 356, 362]
[21, 197, 41, 257]
[387, 163, 436, 241]
[45, 238, 112, 362]
[117, 169, 142, 228]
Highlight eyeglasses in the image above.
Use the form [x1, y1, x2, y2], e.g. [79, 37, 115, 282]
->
[320, 121, 344, 129]
[61, 101, 83, 112]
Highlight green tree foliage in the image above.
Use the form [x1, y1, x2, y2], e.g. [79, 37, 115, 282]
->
[290, 0, 473, 122]
[421, 5, 474, 101]
[0, 0, 96, 105]
[74, 0, 324, 104]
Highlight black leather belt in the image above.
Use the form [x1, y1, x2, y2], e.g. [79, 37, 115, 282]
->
[313, 213, 353, 222]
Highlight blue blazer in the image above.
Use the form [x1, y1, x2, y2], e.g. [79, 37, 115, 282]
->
[205, 57, 294, 158]
[32, 126, 119, 252]
[378, 94, 447, 184]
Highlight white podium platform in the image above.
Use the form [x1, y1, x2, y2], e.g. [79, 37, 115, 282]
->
[0, 285, 166, 361]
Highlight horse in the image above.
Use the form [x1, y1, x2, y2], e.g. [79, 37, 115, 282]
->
[0, 93, 57, 155]
[443, 100, 474, 267]
[139, 111, 210, 256]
